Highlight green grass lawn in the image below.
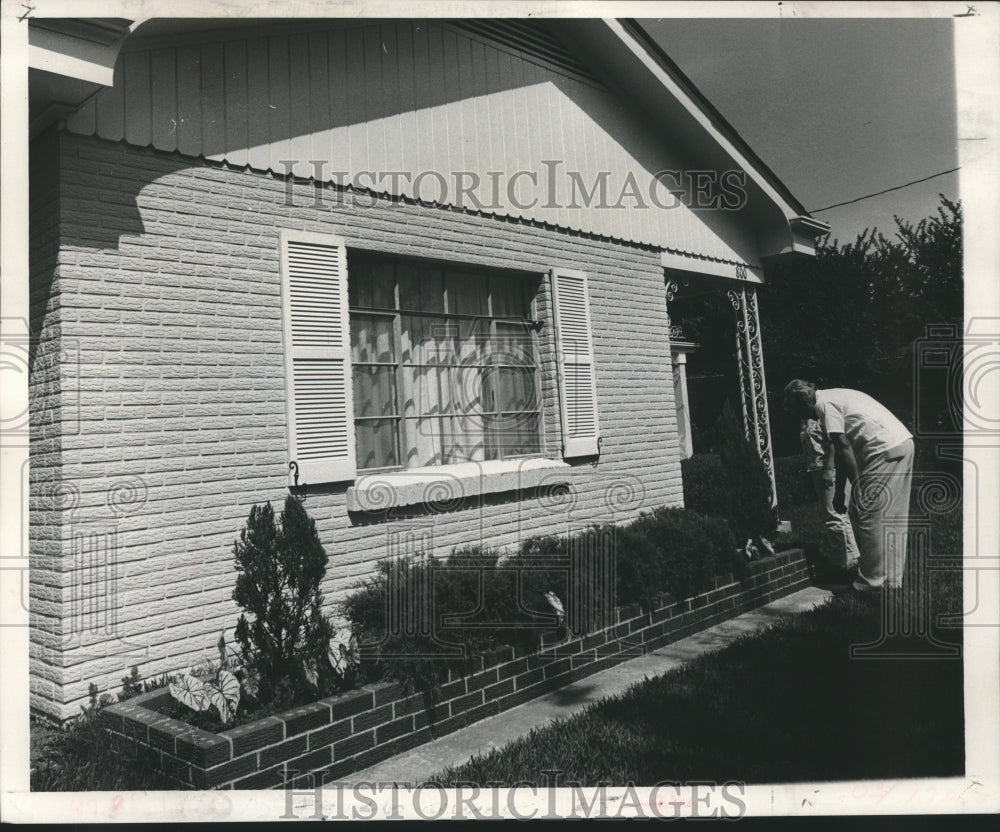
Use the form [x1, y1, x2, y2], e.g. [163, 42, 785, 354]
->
[428, 503, 964, 787]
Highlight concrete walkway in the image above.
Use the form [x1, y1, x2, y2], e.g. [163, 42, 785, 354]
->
[347, 586, 833, 785]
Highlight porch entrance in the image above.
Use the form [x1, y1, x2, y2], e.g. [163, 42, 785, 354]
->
[666, 272, 778, 506]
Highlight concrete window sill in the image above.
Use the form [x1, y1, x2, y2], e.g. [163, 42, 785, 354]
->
[345, 458, 571, 512]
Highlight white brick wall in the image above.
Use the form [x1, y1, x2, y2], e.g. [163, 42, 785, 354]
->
[29, 132, 685, 720]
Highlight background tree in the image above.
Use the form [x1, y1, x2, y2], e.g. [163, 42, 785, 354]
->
[673, 195, 963, 458]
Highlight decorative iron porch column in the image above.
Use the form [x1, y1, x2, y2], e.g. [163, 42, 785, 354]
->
[727, 283, 778, 506]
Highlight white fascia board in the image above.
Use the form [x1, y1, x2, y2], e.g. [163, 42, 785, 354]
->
[602, 18, 803, 224]
[28, 25, 120, 85]
[661, 250, 764, 283]
[760, 230, 822, 261]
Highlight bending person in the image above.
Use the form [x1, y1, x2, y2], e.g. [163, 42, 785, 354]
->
[784, 380, 913, 593]
[800, 416, 860, 574]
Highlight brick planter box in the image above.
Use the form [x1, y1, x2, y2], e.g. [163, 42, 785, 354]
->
[99, 548, 809, 789]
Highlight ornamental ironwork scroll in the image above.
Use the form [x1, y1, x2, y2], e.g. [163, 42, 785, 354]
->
[665, 280, 684, 340]
[727, 284, 777, 506]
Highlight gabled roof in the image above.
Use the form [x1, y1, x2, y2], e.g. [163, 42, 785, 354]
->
[27, 14, 828, 263]
[554, 18, 828, 258]
[620, 20, 811, 218]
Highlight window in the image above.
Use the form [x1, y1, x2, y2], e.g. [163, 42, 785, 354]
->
[278, 232, 600, 490]
[348, 253, 544, 471]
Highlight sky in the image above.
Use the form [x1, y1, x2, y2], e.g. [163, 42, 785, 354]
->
[641, 15, 960, 246]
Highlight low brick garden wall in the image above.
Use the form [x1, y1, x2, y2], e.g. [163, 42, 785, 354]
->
[99, 549, 810, 789]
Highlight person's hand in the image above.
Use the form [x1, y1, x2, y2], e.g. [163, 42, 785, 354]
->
[833, 493, 847, 514]
[822, 473, 836, 489]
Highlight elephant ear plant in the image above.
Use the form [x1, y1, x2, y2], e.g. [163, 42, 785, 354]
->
[231, 495, 339, 710]
[168, 667, 242, 725]
[166, 630, 245, 725]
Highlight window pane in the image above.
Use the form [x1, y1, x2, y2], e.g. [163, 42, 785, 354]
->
[353, 366, 397, 418]
[456, 317, 491, 365]
[446, 270, 489, 316]
[351, 315, 395, 363]
[453, 367, 490, 414]
[400, 314, 457, 365]
[398, 262, 444, 313]
[494, 412, 542, 457]
[355, 419, 399, 470]
[401, 417, 446, 468]
[495, 321, 535, 366]
[491, 276, 529, 318]
[349, 256, 542, 472]
[496, 367, 537, 412]
[349, 259, 395, 309]
[400, 365, 453, 417]
[447, 414, 491, 462]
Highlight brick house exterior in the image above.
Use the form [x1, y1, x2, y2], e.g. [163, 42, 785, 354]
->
[18, 17, 827, 720]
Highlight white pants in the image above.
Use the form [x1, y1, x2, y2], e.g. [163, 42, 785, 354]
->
[810, 470, 860, 569]
[849, 439, 915, 590]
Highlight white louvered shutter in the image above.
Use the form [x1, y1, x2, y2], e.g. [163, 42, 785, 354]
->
[550, 268, 600, 457]
[279, 232, 356, 486]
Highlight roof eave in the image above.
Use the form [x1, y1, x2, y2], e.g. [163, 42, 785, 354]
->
[559, 18, 828, 261]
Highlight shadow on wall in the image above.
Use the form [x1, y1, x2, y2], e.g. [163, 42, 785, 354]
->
[59, 18, 766, 265]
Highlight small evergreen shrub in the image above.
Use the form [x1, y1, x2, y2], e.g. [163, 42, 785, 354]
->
[615, 507, 739, 608]
[342, 506, 743, 692]
[680, 454, 727, 518]
[342, 548, 549, 692]
[341, 554, 447, 692]
[511, 527, 617, 635]
[716, 401, 779, 546]
[232, 495, 336, 710]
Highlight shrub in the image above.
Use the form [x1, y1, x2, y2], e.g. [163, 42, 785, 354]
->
[117, 665, 172, 703]
[30, 685, 165, 792]
[773, 454, 817, 509]
[615, 507, 739, 609]
[437, 546, 544, 659]
[232, 495, 336, 709]
[715, 402, 778, 545]
[511, 527, 617, 636]
[342, 548, 550, 692]
[343, 506, 743, 693]
[680, 454, 727, 517]
[684, 450, 815, 519]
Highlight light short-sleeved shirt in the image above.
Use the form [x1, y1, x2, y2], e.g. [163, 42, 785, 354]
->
[799, 418, 828, 472]
[814, 388, 912, 469]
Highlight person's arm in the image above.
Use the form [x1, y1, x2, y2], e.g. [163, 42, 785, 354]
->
[821, 442, 837, 489]
[830, 433, 858, 514]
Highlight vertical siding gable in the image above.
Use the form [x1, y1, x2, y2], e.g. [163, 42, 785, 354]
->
[288, 31, 314, 178]
[222, 39, 248, 167]
[65, 20, 761, 267]
[122, 49, 151, 147]
[148, 47, 176, 152]
[200, 43, 226, 156]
